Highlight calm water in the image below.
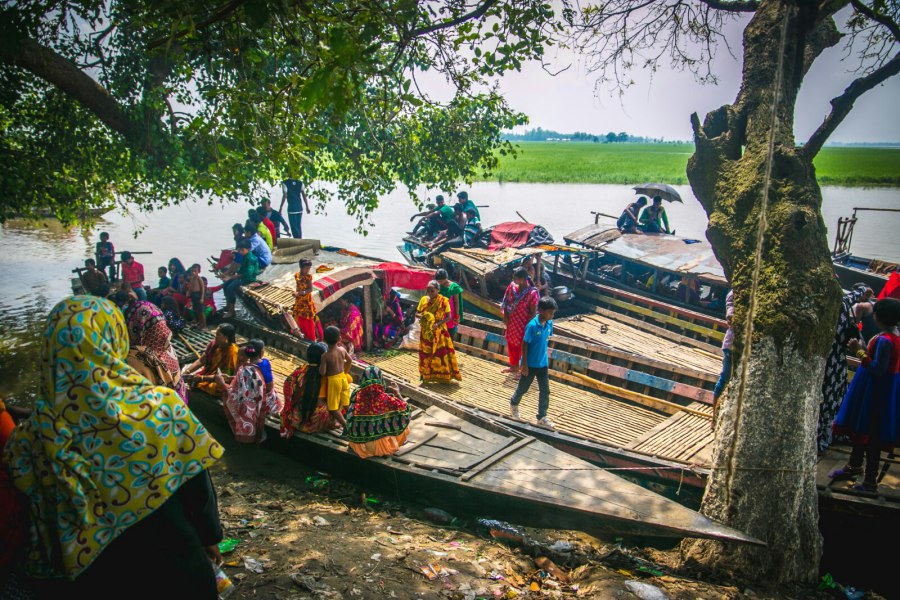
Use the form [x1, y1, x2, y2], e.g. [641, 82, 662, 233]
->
[1, 183, 898, 403]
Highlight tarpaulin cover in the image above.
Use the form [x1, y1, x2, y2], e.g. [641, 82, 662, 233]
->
[485, 222, 554, 250]
[373, 262, 434, 296]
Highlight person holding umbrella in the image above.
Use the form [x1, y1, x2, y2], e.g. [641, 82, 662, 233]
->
[638, 196, 671, 234]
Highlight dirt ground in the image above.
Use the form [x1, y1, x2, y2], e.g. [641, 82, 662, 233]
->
[204, 420, 865, 600]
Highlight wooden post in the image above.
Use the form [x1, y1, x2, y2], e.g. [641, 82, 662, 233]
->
[362, 284, 374, 351]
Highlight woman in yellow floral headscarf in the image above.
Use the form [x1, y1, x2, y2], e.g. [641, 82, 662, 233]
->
[416, 280, 461, 384]
[4, 296, 224, 595]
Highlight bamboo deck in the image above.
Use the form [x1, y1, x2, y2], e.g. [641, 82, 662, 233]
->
[554, 313, 723, 376]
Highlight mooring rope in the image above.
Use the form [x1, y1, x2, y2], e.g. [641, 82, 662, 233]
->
[722, 6, 793, 504]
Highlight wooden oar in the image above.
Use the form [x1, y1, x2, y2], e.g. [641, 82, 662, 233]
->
[177, 332, 202, 360]
[516, 211, 530, 223]
[569, 371, 712, 419]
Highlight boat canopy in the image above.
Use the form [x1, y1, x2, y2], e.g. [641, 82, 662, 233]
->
[482, 222, 554, 250]
[565, 225, 726, 284]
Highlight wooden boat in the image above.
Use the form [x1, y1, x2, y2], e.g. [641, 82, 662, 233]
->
[541, 221, 729, 346]
[831, 207, 900, 295]
[174, 320, 761, 544]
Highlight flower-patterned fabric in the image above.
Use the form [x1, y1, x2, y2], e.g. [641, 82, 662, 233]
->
[4, 296, 223, 579]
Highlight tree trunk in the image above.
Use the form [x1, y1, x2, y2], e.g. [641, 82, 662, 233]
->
[681, 0, 842, 583]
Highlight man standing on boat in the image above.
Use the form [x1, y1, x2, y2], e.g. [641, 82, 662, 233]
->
[280, 178, 311, 238]
[638, 197, 671, 234]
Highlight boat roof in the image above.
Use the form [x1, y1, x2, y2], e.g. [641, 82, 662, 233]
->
[439, 245, 590, 277]
[565, 225, 727, 284]
[256, 248, 432, 310]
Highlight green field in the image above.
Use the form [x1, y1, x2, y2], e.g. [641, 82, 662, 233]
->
[484, 142, 900, 186]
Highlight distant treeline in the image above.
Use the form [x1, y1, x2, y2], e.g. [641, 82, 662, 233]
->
[503, 127, 670, 143]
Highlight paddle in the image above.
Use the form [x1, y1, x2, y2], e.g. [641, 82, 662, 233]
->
[177, 332, 202, 360]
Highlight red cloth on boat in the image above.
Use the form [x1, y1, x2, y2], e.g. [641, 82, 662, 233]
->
[373, 263, 433, 296]
[488, 222, 537, 250]
[214, 249, 235, 271]
[878, 271, 900, 300]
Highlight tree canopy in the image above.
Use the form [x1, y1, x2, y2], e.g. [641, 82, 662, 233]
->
[0, 0, 570, 225]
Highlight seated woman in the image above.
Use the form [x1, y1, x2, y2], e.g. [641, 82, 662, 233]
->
[345, 367, 412, 458]
[5, 296, 224, 597]
[281, 342, 344, 437]
[113, 290, 189, 403]
[374, 289, 405, 348]
[215, 340, 282, 444]
[338, 296, 364, 354]
[182, 323, 239, 396]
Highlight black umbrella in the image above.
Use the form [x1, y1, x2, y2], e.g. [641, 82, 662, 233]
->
[633, 183, 683, 203]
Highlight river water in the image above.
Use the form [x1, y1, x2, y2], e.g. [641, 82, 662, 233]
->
[1, 182, 898, 403]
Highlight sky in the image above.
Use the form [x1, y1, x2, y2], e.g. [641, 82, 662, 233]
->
[484, 9, 900, 143]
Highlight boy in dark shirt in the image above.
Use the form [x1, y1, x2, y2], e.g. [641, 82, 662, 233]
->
[80, 259, 109, 295]
[95, 232, 115, 280]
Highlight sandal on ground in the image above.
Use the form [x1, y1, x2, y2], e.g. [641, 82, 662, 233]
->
[828, 465, 863, 481]
[847, 480, 877, 493]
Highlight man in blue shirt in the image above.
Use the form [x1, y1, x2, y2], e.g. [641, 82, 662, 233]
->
[279, 178, 311, 238]
[509, 296, 558, 429]
[243, 224, 272, 269]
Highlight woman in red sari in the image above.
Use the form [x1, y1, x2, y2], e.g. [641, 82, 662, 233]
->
[281, 342, 342, 437]
[501, 267, 539, 375]
[338, 296, 364, 354]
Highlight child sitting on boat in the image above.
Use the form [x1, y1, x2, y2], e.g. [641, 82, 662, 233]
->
[320, 326, 353, 431]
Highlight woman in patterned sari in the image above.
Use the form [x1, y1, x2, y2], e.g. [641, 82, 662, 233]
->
[338, 296, 364, 354]
[281, 342, 341, 437]
[374, 289, 405, 347]
[346, 367, 412, 458]
[501, 267, 539, 375]
[114, 290, 190, 403]
[4, 296, 224, 596]
[216, 341, 282, 444]
[292, 258, 323, 341]
[416, 280, 462, 384]
[182, 323, 239, 397]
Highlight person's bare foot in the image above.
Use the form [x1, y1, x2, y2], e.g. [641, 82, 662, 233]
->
[500, 367, 513, 373]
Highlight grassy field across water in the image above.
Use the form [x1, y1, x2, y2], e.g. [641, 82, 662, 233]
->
[485, 142, 900, 186]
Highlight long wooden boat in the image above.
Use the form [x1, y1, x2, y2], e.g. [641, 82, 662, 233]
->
[830, 207, 900, 295]
[174, 320, 760, 544]
[213, 242, 896, 521]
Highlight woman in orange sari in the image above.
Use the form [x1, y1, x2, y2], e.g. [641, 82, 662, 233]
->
[281, 342, 342, 437]
[416, 280, 462, 384]
[182, 323, 239, 396]
[338, 296, 364, 354]
[292, 258, 323, 341]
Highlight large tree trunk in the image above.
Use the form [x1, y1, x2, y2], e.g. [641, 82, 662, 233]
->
[681, 0, 842, 583]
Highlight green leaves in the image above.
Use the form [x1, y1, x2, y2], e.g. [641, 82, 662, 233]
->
[0, 0, 566, 225]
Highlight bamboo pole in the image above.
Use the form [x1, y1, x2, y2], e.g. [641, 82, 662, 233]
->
[177, 332, 202, 360]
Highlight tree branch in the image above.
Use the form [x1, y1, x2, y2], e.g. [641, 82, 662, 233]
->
[849, 0, 900, 42]
[803, 51, 900, 159]
[695, 0, 759, 13]
[147, 0, 247, 50]
[406, 0, 499, 38]
[1, 36, 133, 137]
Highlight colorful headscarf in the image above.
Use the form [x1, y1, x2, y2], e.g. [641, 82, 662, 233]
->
[346, 367, 411, 443]
[4, 296, 223, 579]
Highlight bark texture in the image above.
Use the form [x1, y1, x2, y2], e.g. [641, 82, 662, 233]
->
[681, 0, 843, 583]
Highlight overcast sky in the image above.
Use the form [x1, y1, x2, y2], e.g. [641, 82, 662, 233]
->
[488, 10, 899, 143]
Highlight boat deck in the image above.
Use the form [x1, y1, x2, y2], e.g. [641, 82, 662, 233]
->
[362, 349, 671, 452]
[554, 313, 723, 376]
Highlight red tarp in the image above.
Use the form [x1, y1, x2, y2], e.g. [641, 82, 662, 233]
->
[878, 271, 900, 300]
[488, 222, 537, 251]
[373, 262, 434, 296]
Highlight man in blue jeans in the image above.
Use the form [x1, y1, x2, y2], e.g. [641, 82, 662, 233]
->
[279, 179, 311, 238]
[509, 296, 558, 429]
[712, 289, 734, 426]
